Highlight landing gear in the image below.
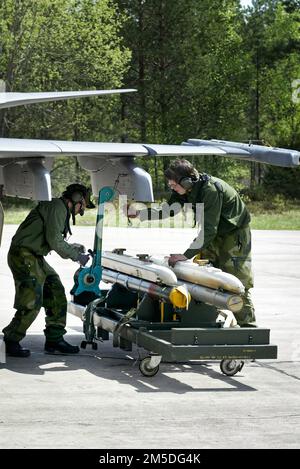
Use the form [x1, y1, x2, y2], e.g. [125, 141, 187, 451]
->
[220, 359, 244, 376]
[139, 355, 162, 377]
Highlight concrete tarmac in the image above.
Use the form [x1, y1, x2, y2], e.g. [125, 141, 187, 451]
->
[0, 225, 300, 449]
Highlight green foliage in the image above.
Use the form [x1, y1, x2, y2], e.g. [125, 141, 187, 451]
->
[0, 0, 131, 139]
[50, 156, 90, 197]
[116, 0, 254, 190]
[0, 0, 300, 202]
[262, 166, 300, 198]
[241, 0, 300, 187]
[0, 0, 132, 195]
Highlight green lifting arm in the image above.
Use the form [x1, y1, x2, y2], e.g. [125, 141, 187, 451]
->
[72, 186, 115, 298]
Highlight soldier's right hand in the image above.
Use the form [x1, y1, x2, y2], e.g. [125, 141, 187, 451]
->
[78, 253, 90, 267]
[124, 203, 140, 219]
[168, 254, 188, 267]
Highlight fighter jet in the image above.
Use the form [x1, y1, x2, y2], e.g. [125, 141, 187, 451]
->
[0, 89, 299, 243]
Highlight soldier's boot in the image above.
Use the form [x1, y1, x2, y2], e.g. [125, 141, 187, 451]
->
[44, 338, 79, 354]
[4, 339, 31, 358]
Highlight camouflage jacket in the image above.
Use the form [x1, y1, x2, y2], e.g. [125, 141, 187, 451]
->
[140, 175, 251, 258]
[10, 198, 81, 261]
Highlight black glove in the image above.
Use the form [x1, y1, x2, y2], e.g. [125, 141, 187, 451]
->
[77, 253, 90, 267]
[168, 254, 188, 267]
[71, 243, 86, 253]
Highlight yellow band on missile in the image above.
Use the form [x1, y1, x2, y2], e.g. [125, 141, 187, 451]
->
[169, 285, 191, 309]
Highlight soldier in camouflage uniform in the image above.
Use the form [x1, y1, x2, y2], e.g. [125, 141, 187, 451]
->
[128, 159, 256, 327]
[3, 184, 95, 357]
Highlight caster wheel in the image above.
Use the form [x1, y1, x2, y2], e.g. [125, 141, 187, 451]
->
[81, 341, 87, 349]
[220, 359, 244, 376]
[92, 342, 98, 350]
[139, 357, 160, 377]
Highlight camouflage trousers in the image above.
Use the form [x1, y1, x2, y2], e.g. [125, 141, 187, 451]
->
[2, 247, 67, 342]
[201, 225, 256, 327]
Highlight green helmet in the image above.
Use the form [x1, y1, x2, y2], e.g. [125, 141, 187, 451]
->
[63, 183, 95, 209]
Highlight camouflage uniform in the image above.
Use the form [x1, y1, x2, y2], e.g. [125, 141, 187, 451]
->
[2, 198, 83, 342]
[141, 175, 256, 326]
[200, 225, 255, 326]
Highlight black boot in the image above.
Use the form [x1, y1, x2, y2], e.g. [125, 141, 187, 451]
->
[44, 338, 79, 354]
[4, 339, 31, 358]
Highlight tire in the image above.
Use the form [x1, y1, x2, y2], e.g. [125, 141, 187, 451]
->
[220, 359, 244, 376]
[139, 357, 160, 377]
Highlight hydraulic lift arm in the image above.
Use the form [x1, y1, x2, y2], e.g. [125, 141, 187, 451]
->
[72, 186, 114, 298]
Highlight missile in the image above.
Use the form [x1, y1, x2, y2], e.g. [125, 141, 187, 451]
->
[182, 281, 243, 312]
[149, 256, 245, 294]
[102, 251, 177, 286]
[102, 251, 243, 312]
[102, 268, 190, 309]
[103, 267, 242, 313]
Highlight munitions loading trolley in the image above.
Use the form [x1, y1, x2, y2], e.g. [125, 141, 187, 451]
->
[68, 284, 277, 377]
[67, 186, 277, 378]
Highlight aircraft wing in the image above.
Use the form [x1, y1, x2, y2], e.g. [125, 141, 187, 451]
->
[0, 89, 299, 206]
[0, 138, 148, 158]
[0, 89, 222, 203]
[0, 89, 136, 109]
[0, 139, 225, 202]
[184, 139, 300, 168]
[0, 137, 299, 203]
[1, 137, 297, 164]
[0, 138, 226, 158]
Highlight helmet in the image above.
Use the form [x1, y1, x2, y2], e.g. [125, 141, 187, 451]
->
[62, 183, 95, 209]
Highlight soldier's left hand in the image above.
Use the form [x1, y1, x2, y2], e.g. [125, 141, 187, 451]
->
[78, 253, 90, 267]
[71, 243, 86, 253]
[168, 254, 188, 267]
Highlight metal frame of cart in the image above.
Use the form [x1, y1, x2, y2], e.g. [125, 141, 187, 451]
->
[68, 300, 277, 377]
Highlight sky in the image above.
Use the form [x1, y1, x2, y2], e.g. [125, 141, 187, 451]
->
[240, 0, 253, 7]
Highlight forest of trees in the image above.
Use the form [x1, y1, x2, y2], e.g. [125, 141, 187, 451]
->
[0, 0, 299, 199]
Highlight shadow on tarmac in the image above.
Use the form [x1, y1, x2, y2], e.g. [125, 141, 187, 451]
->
[255, 361, 300, 382]
[0, 332, 257, 394]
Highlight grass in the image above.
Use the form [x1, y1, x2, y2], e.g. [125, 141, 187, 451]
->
[250, 210, 300, 230]
[3, 208, 34, 225]
[246, 198, 300, 230]
[2, 198, 300, 230]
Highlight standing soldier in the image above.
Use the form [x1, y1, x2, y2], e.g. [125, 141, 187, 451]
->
[2, 183, 95, 357]
[127, 159, 256, 327]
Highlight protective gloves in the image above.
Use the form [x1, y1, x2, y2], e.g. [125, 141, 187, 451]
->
[77, 253, 90, 266]
[71, 243, 85, 253]
[168, 254, 188, 267]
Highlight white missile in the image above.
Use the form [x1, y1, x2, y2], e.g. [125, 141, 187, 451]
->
[102, 251, 177, 286]
[182, 281, 243, 312]
[102, 268, 190, 309]
[102, 250, 243, 312]
[149, 256, 245, 294]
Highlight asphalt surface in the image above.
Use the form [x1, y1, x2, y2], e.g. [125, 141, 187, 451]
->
[0, 225, 299, 449]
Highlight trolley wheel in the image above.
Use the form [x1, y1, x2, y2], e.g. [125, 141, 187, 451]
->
[139, 357, 160, 377]
[80, 341, 87, 349]
[220, 359, 244, 376]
